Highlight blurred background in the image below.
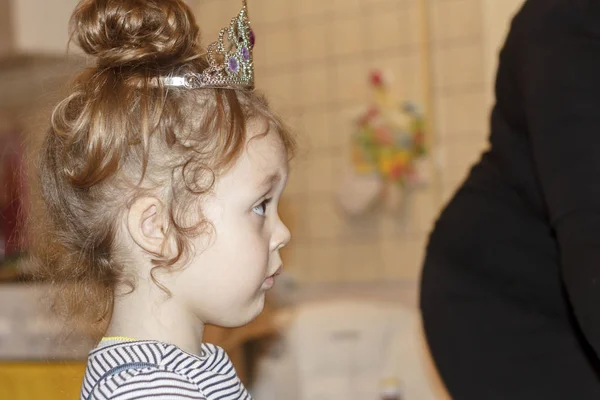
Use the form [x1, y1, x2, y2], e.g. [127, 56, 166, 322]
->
[0, 0, 524, 398]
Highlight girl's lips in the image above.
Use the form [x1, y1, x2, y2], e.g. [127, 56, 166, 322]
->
[263, 266, 282, 289]
[268, 265, 282, 279]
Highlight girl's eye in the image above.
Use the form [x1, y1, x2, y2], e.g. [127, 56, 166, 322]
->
[253, 199, 270, 217]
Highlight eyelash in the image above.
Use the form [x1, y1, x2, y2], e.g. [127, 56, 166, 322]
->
[253, 198, 272, 217]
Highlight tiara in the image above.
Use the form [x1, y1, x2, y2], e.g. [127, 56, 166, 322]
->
[161, 0, 255, 90]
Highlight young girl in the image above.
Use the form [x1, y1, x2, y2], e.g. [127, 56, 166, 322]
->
[36, 0, 295, 398]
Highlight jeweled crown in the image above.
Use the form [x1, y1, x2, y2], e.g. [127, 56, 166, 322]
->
[162, 0, 255, 90]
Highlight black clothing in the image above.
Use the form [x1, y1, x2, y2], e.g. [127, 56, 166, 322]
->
[421, 1, 600, 398]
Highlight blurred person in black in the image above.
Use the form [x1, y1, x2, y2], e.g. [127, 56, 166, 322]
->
[420, 0, 600, 398]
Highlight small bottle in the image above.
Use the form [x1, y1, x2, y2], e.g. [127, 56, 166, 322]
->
[379, 377, 404, 400]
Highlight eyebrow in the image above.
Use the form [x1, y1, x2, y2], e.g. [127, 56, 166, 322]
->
[258, 172, 281, 189]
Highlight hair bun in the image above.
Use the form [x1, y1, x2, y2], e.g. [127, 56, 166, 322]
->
[70, 0, 200, 68]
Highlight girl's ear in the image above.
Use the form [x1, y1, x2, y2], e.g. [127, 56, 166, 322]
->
[127, 197, 173, 257]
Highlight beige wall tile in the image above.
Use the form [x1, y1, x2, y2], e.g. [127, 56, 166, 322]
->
[245, 0, 268, 23]
[368, 3, 420, 51]
[280, 197, 308, 242]
[261, 26, 296, 67]
[197, 1, 226, 40]
[395, 188, 438, 235]
[380, 210, 410, 238]
[252, 35, 269, 70]
[343, 215, 383, 242]
[340, 242, 383, 282]
[286, 158, 309, 196]
[283, 243, 313, 283]
[333, 59, 369, 103]
[303, 111, 333, 150]
[283, 111, 304, 134]
[436, 90, 490, 136]
[413, 186, 439, 233]
[297, 0, 335, 17]
[263, 71, 295, 110]
[440, 167, 471, 205]
[299, 66, 331, 107]
[432, 43, 485, 88]
[306, 154, 340, 194]
[332, 0, 363, 12]
[333, 15, 366, 57]
[431, 0, 483, 42]
[377, 185, 438, 238]
[308, 244, 343, 283]
[364, 0, 413, 6]
[444, 135, 488, 169]
[251, 0, 293, 24]
[306, 199, 346, 239]
[381, 236, 427, 280]
[441, 164, 470, 192]
[328, 105, 365, 152]
[298, 20, 330, 63]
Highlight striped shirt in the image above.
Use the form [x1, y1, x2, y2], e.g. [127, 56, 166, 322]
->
[80, 339, 252, 400]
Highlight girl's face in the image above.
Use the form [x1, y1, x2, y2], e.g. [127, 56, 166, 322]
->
[171, 119, 291, 327]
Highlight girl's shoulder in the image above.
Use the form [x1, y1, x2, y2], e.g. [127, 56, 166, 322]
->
[82, 340, 252, 400]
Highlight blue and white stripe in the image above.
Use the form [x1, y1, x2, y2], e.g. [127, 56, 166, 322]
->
[80, 339, 252, 399]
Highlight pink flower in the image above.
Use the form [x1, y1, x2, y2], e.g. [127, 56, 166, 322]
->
[371, 71, 384, 87]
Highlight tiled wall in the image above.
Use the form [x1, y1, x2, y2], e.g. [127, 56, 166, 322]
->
[432, 0, 524, 203]
[195, 0, 519, 285]
[430, 0, 489, 204]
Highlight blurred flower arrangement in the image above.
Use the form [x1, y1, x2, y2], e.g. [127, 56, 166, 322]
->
[352, 71, 426, 187]
[337, 70, 428, 216]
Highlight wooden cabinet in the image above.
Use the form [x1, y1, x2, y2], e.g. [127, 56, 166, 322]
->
[0, 362, 86, 399]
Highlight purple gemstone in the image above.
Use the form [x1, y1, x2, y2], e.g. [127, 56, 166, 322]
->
[242, 47, 250, 61]
[249, 29, 255, 48]
[228, 57, 239, 73]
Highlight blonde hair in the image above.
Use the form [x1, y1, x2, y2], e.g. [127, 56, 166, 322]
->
[35, 0, 295, 337]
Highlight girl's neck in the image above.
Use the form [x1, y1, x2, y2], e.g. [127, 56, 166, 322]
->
[105, 284, 205, 355]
